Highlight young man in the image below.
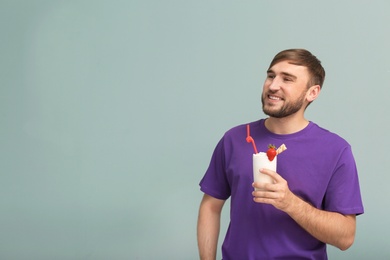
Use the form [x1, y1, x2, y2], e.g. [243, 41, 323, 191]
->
[197, 49, 364, 259]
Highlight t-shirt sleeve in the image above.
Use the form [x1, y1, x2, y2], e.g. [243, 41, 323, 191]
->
[324, 146, 364, 215]
[199, 137, 231, 200]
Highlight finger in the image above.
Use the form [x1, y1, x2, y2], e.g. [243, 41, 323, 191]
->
[252, 182, 274, 191]
[252, 182, 266, 189]
[253, 194, 277, 205]
[260, 168, 283, 182]
[252, 189, 278, 199]
[253, 197, 273, 204]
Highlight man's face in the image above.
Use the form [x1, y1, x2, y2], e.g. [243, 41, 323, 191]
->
[261, 60, 311, 118]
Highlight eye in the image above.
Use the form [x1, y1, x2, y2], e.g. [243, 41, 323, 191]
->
[267, 74, 275, 79]
[283, 77, 293, 82]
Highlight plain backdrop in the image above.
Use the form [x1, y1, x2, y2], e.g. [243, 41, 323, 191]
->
[1, 1, 389, 259]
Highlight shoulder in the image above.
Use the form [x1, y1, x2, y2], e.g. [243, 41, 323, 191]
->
[309, 122, 350, 146]
[307, 123, 353, 160]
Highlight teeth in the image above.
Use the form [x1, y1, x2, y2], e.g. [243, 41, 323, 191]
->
[269, 95, 281, 100]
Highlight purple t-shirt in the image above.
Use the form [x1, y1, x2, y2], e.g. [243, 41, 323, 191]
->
[199, 119, 364, 260]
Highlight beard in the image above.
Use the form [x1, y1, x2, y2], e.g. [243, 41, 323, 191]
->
[261, 92, 306, 118]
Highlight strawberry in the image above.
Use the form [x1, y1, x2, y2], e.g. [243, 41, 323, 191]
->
[266, 144, 277, 161]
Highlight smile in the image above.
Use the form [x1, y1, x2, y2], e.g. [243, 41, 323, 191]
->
[268, 95, 283, 101]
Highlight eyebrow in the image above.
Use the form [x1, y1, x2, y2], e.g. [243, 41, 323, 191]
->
[267, 69, 297, 80]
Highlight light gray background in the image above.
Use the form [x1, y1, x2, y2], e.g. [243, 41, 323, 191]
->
[1, 1, 388, 259]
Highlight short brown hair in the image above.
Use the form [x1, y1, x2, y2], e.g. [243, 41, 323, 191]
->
[268, 49, 326, 88]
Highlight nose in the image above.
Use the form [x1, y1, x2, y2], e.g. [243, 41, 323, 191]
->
[267, 77, 281, 91]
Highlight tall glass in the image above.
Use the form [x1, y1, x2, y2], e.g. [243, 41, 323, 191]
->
[253, 152, 276, 191]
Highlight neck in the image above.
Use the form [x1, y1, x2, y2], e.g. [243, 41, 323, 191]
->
[264, 116, 309, 135]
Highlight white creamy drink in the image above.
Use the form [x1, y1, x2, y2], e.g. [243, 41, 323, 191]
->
[253, 152, 276, 190]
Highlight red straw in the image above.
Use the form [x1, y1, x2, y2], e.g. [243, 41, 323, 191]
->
[246, 124, 258, 154]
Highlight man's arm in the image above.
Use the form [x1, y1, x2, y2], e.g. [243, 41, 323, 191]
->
[284, 195, 356, 250]
[253, 168, 356, 250]
[197, 194, 225, 260]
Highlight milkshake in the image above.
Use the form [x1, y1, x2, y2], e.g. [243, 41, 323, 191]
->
[253, 152, 276, 190]
[245, 124, 286, 191]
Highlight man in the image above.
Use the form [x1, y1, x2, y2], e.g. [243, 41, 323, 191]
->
[197, 49, 364, 259]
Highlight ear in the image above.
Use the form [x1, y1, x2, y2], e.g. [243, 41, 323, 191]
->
[306, 85, 321, 102]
